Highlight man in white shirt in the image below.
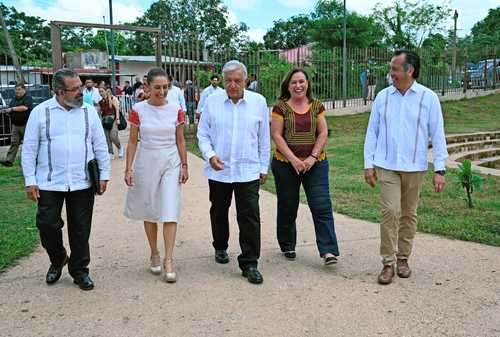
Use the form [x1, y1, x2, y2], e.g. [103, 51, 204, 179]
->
[363, 50, 448, 285]
[167, 74, 187, 116]
[22, 69, 110, 291]
[197, 74, 224, 116]
[82, 79, 102, 109]
[197, 60, 270, 285]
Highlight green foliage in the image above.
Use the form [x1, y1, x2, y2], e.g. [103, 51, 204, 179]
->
[257, 53, 293, 104]
[372, 0, 451, 48]
[263, 15, 312, 50]
[129, 0, 248, 55]
[309, 1, 385, 48]
[470, 7, 500, 47]
[454, 160, 484, 208]
[0, 3, 51, 62]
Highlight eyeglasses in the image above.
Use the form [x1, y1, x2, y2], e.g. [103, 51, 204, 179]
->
[64, 86, 82, 92]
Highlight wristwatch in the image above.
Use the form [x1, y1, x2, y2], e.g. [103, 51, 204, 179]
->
[435, 170, 446, 176]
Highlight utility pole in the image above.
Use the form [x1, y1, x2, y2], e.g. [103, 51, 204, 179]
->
[109, 0, 116, 94]
[452, 10, 458, 79]
[342, 0, 347, 107]
[0, 7, 24, 84]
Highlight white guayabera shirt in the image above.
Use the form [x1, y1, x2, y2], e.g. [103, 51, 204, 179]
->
[22, 97, 110, 191]
[197, 90, 270, 183]
[364, 81, 448, 172]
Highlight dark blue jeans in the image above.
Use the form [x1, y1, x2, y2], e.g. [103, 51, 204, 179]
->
[271, 158, 340, 257]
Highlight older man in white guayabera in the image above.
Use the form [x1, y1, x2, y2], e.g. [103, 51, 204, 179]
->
[197, 60, 270, 285]
[364, 49, 448, 285]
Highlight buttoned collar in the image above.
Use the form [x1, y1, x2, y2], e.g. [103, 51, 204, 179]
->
[389, 80, 422, 96]
[223, 89, 248, 105]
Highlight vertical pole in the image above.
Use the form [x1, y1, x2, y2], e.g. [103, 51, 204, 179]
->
[463, 48, 468, 94]
[493, 47, 497, 89]
[441, 50, 446, 96]
[342, 0, 347, 108]
[155, 32, 162, 67]
[50, 23, 63, 71]
[452, 10, 458, 82]
[109, 0, 116, 94]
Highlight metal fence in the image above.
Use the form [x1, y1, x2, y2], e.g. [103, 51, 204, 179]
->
[161, 42, 500, 108]
[1, 44, 499, 144]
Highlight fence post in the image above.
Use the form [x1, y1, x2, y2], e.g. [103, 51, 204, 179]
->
[492, 46, 497, 90]
[463, 48, 468, 94]
[483, 47, 488, 91]
[441, 50, 447, 96]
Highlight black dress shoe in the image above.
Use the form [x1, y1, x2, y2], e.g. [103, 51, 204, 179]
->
[73, 274, 94, 291]
[46, 256, 68, 285]
[0, 160, 13, 167]
[215, 250, 229, 264]
[283, 251, 296, 260]
[242, 267, 263, 284]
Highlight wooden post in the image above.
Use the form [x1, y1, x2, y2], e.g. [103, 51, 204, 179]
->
[155, 31, 162, 67]
[50, 23, 63, 70]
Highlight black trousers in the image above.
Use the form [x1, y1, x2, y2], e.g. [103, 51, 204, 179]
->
[36, 188, 95, 278]
[208, 179, 261, 270]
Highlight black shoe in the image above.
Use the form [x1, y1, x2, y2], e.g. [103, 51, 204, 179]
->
[215, 250, 229, 264]
[283, 251, 296, 260]
[73, 274, 94, 291]
[45, 256, 68, 285]
[242, 267, 263, 284]
[0, 160, 13, 167]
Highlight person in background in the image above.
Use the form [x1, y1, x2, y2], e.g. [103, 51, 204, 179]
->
[82, 79, 102, 110]
[247, 73, 259, 92]
[98, 87, 123, 159]
[197, 74, 224, 117]
[21, 69, 110, 291]
[166, 74, 187, 120]
[184, 80, 197, 124]
[0, 83, 33, 167]
[367, 70, 377, 101]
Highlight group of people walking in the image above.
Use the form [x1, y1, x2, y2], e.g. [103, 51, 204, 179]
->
[18, 49, 448, 291]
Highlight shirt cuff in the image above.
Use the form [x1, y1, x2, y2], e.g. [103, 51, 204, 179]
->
[364, 159, 374, 169]
[25, 176, 37, 187]
[204, 150, 216, 161]
[260, 166, 269, 175]
[433, 159, 446, 172]
[99, 170, 111, 181]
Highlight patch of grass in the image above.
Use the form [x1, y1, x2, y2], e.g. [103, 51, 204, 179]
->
[0, 162, 38, 271]
[187, 94, 500, 247]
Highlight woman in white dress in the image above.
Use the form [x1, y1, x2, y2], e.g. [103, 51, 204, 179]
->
[124, 67, 189, 283]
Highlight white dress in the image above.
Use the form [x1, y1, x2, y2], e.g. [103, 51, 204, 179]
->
[123, 100, 185, 222]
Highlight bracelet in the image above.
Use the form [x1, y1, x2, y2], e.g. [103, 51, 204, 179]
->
[310, 154, 318, 160]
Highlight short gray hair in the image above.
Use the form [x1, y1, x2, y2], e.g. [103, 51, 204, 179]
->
[222, 60, 247, 79]
[52, 69, 79, 94]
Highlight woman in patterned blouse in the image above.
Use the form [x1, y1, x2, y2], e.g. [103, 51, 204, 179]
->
[271, 68, 340, 265]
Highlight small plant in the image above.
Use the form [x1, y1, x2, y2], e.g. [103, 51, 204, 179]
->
[454, 160, 484, 208]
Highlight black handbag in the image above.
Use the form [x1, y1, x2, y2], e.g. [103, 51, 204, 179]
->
[117, 111, 127, 130]
[84, 107, 103, 195]
[87, 158, 103, 195]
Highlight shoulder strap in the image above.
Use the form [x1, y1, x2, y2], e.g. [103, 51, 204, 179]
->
[45, 106, 53, 182]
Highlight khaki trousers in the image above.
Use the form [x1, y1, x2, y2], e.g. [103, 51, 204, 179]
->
[376, 167, 426, 266]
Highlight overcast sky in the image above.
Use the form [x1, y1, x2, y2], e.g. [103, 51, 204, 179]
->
[5, 0, 499, 43]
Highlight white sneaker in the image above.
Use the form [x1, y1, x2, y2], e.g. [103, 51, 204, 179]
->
[118, 147, 124, 158]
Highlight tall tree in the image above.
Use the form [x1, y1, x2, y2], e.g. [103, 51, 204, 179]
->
[129, 0, 247, 55]
[372, 0, 451, 49]
[0, 3, 50, 64]
[309, 0, 385, 48]
[263, 15, 312, 50]
[470, 7, 500, 48]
